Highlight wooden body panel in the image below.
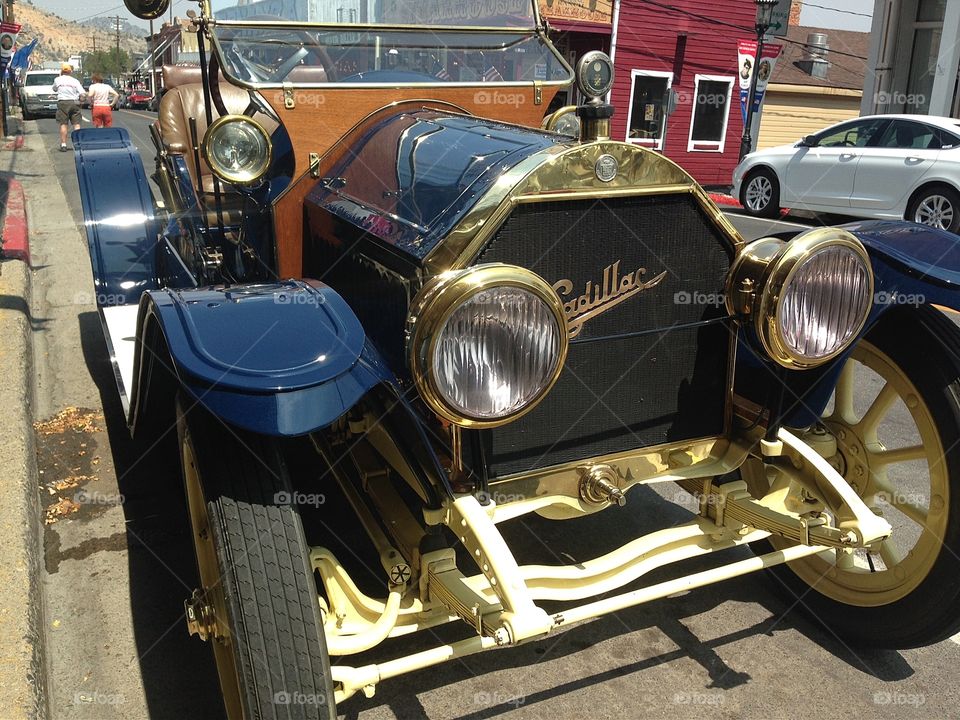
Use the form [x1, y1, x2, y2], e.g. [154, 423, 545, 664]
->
[268, 85, 559, 279]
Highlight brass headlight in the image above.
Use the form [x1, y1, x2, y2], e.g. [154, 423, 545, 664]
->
[407, 264, 569, 428]
[202, 115, 272, 186]
[729, 228, 874, 369]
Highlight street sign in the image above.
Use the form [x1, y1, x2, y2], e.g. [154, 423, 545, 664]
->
[767, 0, 792, 37]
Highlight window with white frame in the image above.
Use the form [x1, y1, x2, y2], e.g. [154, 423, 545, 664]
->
[625, 70, 673, 150]
[687, 75, 734, 152]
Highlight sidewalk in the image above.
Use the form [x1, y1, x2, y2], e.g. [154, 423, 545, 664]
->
[0, 110, 47, 720]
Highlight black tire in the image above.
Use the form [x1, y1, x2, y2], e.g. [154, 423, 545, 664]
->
[178, 398, 336, 720]
[907, 184, 960, 234]
[21, 105, 32, 121]
[755, 306, 960, 648]
[740, 167, 781, 219]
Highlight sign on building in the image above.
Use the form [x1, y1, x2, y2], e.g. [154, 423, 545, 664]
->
[538, 0, 613, 25]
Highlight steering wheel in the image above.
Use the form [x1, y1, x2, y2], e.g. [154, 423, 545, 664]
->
[215, 15, 338, 85]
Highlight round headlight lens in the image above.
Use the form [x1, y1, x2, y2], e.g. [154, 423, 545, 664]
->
[408, 265, 569, 428]
[202, 115, 272, 185]
[777, 245, 872, 361]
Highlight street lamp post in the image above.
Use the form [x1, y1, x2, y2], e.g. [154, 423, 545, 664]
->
[739, 0, 778, 161]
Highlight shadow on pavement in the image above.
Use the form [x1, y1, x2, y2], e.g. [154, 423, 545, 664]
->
[78, 310, 225, 720]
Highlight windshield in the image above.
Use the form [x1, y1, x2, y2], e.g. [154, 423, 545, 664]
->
[26, 74, 58, 87]
[213, 0, 539, 28]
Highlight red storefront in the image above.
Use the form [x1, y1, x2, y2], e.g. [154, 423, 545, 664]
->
[539, 1, 613, 108]
[610, 0, 757, 186]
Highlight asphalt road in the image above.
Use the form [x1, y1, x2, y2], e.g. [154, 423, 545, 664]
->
[28, 109, 960, 720]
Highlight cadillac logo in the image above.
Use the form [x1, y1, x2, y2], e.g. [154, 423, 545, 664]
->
[595, 154, 619, 182]
[554, 260, 668, 338]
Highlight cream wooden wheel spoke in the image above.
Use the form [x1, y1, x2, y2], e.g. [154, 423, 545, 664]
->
[858, 382, 898, 438]
[879, 540, 904, 570]
[833, 359, 857, 424]
[887, 494, 929, 528]
[870, 444, 925, 468]
[835, 548, 856, 570]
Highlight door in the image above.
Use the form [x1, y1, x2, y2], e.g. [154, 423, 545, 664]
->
[781, 118, 889, 208]
[851, 119, 942, 212]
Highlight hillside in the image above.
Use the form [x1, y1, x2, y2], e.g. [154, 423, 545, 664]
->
[12, 3, 147, 69]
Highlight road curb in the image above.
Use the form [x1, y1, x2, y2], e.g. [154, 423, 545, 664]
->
[0, 256, 47, 720]
[1, 179, 30, 263]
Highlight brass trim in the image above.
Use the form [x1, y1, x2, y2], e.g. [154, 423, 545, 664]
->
[201, 114, 273, 186]
[407, 264, 569, 429]
[541, 105, 578, 132]
[423, 141, 744, 274]
[729, 228, 874, 370]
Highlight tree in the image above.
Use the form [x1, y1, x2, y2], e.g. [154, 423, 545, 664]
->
[81, 49, 129, 77]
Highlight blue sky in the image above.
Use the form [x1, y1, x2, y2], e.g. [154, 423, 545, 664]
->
[30, 0, 877, 32]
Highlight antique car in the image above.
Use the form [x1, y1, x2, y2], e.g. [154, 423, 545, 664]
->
[73, 1, 960, 718]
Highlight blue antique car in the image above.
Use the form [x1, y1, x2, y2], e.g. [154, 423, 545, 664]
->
[74, 1, 960, 718]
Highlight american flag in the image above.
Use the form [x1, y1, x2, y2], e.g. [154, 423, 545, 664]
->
[435, 64, 451, 81]
[482, 65, 503, 82]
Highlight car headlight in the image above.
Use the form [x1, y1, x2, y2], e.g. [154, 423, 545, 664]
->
[407, 264, 569, 428]
[201, 115, 272, 186]
[728, 228, 873, 369]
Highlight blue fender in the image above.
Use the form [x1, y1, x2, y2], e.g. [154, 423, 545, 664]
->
[73, 128, 160, 306]
[744, 220, 960, 429]
[131, 280, 394, 437]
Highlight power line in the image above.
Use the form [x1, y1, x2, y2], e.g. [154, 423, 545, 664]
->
[634, 0, 868, 61]
[798, 2, 873, 19]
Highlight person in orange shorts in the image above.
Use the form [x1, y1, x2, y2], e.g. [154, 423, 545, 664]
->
[87, 74, 120, 128]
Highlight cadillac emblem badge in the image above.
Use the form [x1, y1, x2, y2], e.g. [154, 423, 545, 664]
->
[595, 155, 619, 183]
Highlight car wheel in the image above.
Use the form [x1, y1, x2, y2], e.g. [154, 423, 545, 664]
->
[755, 306, 960, 649]
[740, 168, 781, 219]
[908, 185, 960, 234]
[21, 105, 32, 121]
[178, 397, 337, 720]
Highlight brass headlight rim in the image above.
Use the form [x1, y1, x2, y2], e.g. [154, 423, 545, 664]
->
[201, 114, 273, 187]
[756, 229, 874, 370]
[408, 263, 570, 429]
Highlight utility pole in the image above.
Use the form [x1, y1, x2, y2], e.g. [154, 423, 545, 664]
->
[2, 0, 14, 139]
[149, 19, 155, 96]
[115, 15, 122, 70]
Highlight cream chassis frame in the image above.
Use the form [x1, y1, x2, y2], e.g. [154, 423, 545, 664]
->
[316, 424, 892, 704]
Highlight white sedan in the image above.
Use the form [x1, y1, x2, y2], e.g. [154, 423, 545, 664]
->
[732, 114, 960, 233]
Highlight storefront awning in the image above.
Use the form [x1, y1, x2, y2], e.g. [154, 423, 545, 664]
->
[547, 19, 612, 35]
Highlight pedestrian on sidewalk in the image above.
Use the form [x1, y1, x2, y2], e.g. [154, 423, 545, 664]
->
[53, 63, 85, 152]
[87, 74, 119, 129]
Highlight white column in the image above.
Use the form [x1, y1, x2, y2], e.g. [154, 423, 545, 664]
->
[862, 0, 889, 115]
[930, 0, 960, 115]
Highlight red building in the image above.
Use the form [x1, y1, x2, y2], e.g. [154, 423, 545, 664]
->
[610, 0, 757, 186]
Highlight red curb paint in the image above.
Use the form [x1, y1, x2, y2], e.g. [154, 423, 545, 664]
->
[3, 134, 24, 150]
[2, 179, 29, 263]
[709, 192, 742, 209]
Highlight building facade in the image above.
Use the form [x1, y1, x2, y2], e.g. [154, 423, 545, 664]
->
[609, 0, 757, 186]
[539, 1, 613, 108]
[863, 0, 960, 117]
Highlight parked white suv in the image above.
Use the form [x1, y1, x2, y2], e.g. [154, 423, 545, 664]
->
[733, 114, 960, 234]
[20, 70, 61, 120]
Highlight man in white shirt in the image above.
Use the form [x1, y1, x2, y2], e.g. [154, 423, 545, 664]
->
[87, 73, 120, 129]
[53, 63, 85, 152]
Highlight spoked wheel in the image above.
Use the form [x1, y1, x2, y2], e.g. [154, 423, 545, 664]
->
[909, 185, 960, 233]
[740, 168, 781, 219]
[762, 306, 960, 648]
[177, 397, 336, 719]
